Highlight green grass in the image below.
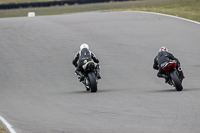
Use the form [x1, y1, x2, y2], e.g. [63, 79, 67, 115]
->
[0, 125, 6, 133]
[0, 0, 199, 22]
[0, 1, 155, 18]
[115, 0, 200, 22]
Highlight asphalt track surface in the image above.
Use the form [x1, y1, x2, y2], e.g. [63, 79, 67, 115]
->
[0, 11, 200, 133]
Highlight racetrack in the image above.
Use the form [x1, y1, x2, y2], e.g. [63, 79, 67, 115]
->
[0, 11, 200, 133]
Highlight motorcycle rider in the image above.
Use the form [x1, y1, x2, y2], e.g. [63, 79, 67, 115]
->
[153, 46, 185, 83]
[72, 43, 101, 82]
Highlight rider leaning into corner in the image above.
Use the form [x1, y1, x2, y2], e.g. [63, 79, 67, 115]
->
[72, 43, 101, 82]
[153, 46, 185, 83]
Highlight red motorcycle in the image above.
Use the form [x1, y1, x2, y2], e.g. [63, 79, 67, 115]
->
[162, 60, 184, 91]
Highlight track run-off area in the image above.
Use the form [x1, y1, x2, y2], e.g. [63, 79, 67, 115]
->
[0, 11, 200, 133]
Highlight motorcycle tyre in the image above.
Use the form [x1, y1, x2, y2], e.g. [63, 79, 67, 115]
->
[88, 72, 97, 93]
[170, 70, 183, 91]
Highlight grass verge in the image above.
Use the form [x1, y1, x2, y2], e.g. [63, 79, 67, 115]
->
[113, 0, 200, 22]
[0, 0, 199, 23]
[0, 124, 6, 133]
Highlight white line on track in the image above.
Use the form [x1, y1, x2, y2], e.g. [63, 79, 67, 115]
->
[133, 11, 200, 25]
[0, 116, 17, 133]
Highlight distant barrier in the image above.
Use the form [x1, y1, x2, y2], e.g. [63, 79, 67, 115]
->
[0, 0, 136, 10]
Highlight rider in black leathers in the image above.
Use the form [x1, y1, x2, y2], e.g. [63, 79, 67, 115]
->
[153, 46, 184, 82]
[72, 43, 101, 82]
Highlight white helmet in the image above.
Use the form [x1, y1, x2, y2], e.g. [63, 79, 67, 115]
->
[159, 46, 168, 52]
[80, 43, 89, 50]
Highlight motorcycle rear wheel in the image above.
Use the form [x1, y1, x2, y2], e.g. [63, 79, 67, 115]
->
[170, 70, 183, 91]
[88, 72, 97, 92]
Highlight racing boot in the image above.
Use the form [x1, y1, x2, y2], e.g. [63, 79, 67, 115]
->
[75, 70, 84, 82]
[85, 86, 90, 91]
[97, 73, 101, 79]
[157, 73, 169, 83]
[162, 74, 169, 83]
[96, 64, 101, 79]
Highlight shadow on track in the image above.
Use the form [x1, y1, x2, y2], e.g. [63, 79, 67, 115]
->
[66, 88, 124, 94]
[149, 88, 199, 93]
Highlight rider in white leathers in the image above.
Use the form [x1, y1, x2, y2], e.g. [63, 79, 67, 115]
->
[72, 43, 101, 81]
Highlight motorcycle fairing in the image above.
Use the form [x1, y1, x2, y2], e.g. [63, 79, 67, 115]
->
[162, 61, 177, 71]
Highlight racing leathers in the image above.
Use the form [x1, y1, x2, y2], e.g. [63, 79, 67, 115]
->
[153, 51, 184, 82]
[72, 48, 101, 81]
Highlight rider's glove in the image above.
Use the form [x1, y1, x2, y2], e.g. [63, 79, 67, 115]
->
[93, 58, 99, 63]
[153, 65, 159, 70]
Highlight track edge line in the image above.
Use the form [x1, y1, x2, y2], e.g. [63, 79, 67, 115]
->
[0, 116, 17, 133]
[131, 11, 200, 25]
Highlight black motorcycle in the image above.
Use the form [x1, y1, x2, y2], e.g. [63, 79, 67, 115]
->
[78, 60, 98, 92]
[161, 60, 184, 91]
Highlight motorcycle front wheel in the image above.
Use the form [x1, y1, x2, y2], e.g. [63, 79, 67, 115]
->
[88, 72, 97, 92]
[170, 70, 183, 91]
